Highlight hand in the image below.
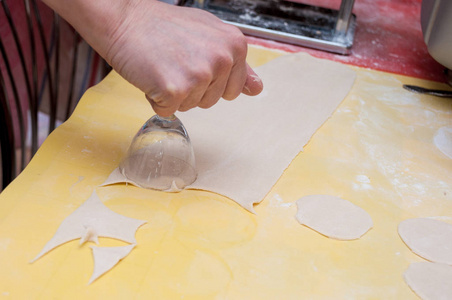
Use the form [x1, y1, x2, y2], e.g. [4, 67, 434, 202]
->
[42, 0, 263, 117]
[105, 1, 263, 116]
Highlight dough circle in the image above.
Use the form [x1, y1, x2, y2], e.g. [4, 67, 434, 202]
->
[434, 126, 452, 159]
[398, 218, 452, 265]
[295, 195, 373, 240]
[404, 262, 452, 300]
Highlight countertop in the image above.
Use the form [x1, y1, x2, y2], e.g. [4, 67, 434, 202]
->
[0, 46, 451, 299]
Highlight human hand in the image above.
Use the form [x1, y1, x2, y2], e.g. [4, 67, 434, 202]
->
[104, 1, 263, 116]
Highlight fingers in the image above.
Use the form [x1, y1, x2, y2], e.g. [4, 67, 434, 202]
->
[196, 75, 228, 109]
[142, 19, 262, 116]
[146, 94, 177, 118]
[147, 63, 221, 116]
[242, 63, 263, 96]
[221, 51, 248, 101]
[147, 62, 263, 117]
[146, 78, 196, 117]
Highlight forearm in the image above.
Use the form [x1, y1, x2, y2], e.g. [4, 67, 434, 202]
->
[41, 0, 144, 63]
[41, 0, 263, 116]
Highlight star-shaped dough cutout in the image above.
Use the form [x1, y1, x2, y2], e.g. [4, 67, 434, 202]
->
[30, 191, 146, 262]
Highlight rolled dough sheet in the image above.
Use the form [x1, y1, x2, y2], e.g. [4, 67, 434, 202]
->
[398, 218, 452, 265]
[295, 195, 373, 240]
[178, 53, 355, 211]
[404, 262, 452, 300]
[102, 53, 356, 212]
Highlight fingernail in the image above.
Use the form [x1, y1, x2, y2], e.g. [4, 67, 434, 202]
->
[247, 65, 262, 83]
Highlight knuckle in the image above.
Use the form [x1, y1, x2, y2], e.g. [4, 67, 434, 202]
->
[165, 83, 187, 100]
[192, 66, 213, 85]
[215, 51, 234, 70]
[152, 80, 190, 104]
[225, 24, 243, 38]
[226, 27, 247, 52]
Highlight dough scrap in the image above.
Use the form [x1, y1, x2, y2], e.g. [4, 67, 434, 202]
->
[404, 262, 452, 300]
[89, 244, 136, 284]
[398, 218, 452, 265]
[30, 191, 146, 262]
[104, 53, 356, 212]
[295, 195, 373, 240]
[434, 126, 452, 159]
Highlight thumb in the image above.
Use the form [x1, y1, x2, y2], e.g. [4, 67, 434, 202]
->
[242, 63, 263, 96]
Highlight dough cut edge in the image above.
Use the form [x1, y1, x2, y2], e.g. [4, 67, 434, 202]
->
[186, 186, 258, 214]
[30, 236, 81, 263]
[295, 220, 372, 241]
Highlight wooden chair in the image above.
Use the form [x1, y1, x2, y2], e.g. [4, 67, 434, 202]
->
[0, 0, 109, 190]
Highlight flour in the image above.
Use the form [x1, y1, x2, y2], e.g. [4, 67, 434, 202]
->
[269, 194, 293, 209]
[353, 175, 373, 191]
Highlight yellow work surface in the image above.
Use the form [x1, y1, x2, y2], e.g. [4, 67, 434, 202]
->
[0, 46, 451, 299]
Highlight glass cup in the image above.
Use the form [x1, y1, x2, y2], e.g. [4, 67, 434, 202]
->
[119, 114, 197, 191]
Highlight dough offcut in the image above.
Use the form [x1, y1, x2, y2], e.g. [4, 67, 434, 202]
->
[398, 218, 452, 265]
[295, 195, 373, 240]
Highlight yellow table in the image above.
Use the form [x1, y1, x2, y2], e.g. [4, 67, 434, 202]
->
[1, 46, 451, 299]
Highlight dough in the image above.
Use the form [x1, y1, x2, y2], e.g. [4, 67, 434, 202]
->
[404, 262, 452, 300]
[434, 126, 452, 159]
[31, 191, 146, 262]
[398, 218, 452, 265]
[89, 244, 136, 284]
[104, 53, 356, 212]
[295, 195, 373, 240]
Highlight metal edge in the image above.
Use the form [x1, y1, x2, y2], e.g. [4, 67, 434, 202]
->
[225, 15, 356, 55]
